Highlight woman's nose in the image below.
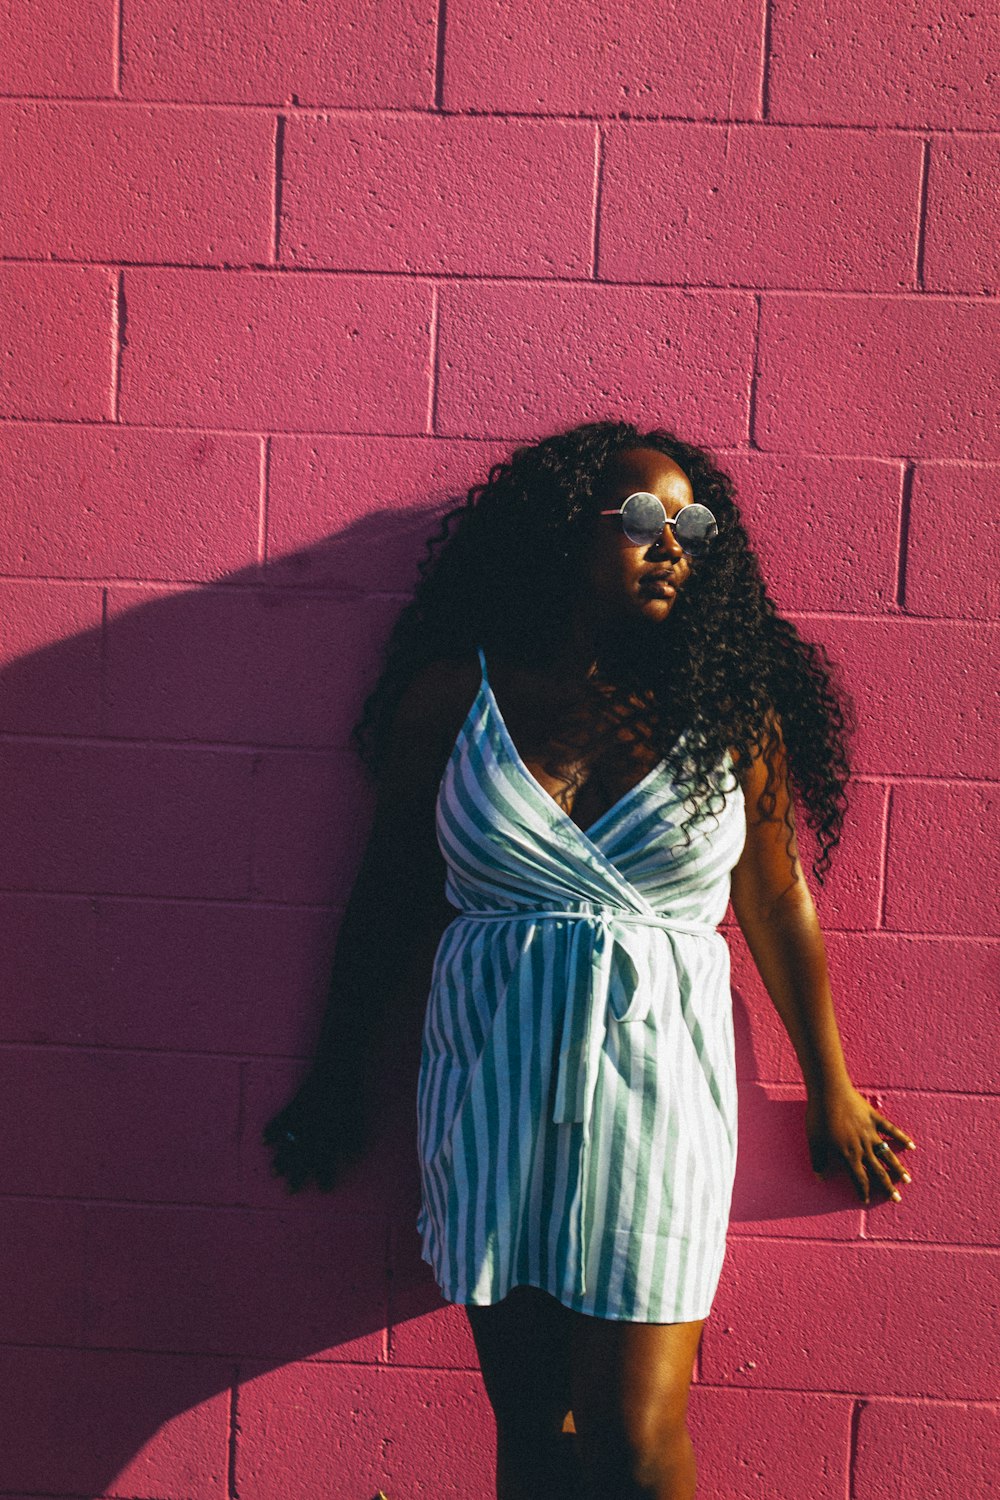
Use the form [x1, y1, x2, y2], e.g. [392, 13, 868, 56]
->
[660, 524, 684, 558]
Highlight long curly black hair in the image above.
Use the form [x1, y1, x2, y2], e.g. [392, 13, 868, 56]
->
[351, 420, 856, 884]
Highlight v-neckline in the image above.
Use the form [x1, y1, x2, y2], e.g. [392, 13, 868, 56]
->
[477, 661, 672, 843]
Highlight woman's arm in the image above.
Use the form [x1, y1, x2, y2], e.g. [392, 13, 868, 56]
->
[262, 658, 470, 1191]
[728, 725, 850, 1101]
[310, 661, 465, 1093]
[729, 721, 916, 1203]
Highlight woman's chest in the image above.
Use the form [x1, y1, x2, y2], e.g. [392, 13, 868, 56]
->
[489, 673, 663, 832]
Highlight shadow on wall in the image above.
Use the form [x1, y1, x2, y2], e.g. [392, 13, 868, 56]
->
[0, 498, 865, 1495]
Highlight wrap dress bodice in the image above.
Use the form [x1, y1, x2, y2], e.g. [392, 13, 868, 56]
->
[415, 646, 748, 1321]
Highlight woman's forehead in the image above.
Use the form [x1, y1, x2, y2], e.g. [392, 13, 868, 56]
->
[603, 449, 694, 504]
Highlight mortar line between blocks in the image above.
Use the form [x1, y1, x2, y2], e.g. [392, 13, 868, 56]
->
[98, 586, 110, 737]
[272, 113, 287, 264]
[0, 738, 995, 791]
[6, 1213, 996, 1251]
[112, 269, 126, 423]
[6, 259, 1000, 299]
[2, 1339, 999, 1388]
[383, 1221, 393, 1363]
[113, 0, 123, 95]
[914, 138, 932, 290]
[747, 292, 763, 447]
[235, 1059, 248, 1162]
[427, 282, 441, 433]
[760, 0, 774, 119]
[6, 96, 1000, 132]
[847, 1396, 864, 1500]
[228, 1362, 241, 1498]
[590, 124, 605, 278]
[894, 460, 915, 608]
[80, 1202, 94, 1348]
[875, 783, 893, 929]
[4, 415, 1000, 461]
[433, 0, 449, 110]
[20, 1046, 1000, 1098]
[259, 435, 271, 571]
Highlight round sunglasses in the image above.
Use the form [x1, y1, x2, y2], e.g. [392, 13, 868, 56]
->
[599, 491, 719, 556]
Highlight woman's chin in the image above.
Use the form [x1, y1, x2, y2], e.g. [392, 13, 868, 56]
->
[636, 593, 676, 620]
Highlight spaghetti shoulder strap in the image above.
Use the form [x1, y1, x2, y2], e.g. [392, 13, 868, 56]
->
[476, 645, 488, 686]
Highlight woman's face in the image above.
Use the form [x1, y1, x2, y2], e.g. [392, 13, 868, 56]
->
[578, 447, 697, 629]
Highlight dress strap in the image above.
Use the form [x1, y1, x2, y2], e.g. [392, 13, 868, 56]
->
[476, 644, 488, 689]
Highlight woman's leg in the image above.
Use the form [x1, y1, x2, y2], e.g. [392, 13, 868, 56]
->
[464, 1285, 586, 1500]
[568, 1313, 706, 1499]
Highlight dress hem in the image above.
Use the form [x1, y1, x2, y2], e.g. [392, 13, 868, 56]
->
[417, 1224, 720, 1325]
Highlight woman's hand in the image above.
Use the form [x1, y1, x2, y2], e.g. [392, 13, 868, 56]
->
[261, 1068, 368, 1194]
[805, 1083, 916, 1204]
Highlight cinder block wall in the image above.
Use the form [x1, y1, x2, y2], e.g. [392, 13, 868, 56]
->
[1, 3, 997, 1496]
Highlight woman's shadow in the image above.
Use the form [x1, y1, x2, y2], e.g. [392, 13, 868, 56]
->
[0, 495, 863, 1496]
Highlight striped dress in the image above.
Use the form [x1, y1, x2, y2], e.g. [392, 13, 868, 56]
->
[415, 646, 748, 1322]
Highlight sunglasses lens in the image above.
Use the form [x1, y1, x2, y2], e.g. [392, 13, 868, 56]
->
[620, 491, 667, 545]
[673, 503, 719, 556]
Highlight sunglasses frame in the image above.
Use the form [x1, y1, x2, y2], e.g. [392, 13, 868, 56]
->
[598, 491, 718, 555]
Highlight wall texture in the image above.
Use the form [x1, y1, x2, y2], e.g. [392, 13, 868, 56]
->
[1, 1, 998, 1496]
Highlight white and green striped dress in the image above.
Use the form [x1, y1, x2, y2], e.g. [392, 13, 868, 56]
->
[416, 646, 747, 1322]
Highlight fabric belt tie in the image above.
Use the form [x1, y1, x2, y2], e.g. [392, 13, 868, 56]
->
[453, 906, 719, 1301]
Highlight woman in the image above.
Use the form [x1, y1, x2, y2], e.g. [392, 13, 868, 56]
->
[263, 420, 915, 1500]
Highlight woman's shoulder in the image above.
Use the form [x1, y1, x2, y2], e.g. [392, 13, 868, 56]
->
[389, 651, 484, 758]
[367, 653, 485, 829]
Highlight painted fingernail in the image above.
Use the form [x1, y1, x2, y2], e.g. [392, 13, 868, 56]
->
[891, 1190, 901, 1202]
[902, 1172, 912, 1183]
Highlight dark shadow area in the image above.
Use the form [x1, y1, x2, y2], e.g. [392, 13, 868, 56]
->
[726, 974, 864, 1230]
[0, 502, 482, 1499]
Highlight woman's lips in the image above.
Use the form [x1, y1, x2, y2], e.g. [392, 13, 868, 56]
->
[641, 576, 677, 598]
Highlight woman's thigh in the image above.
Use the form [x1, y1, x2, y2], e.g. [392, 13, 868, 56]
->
[464, 1285, 577, 1435]
[465, 1285, 703, 1441]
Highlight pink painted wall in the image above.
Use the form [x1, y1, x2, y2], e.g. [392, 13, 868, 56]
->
[1, 1, 998, 1495]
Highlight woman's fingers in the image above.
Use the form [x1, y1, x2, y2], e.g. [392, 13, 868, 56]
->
[271, 1149, 306, 1192]
[813, 1102, 917, 1205]
[845, 1147, 872, 1204]
[269, 1132, 349, 1194]
[868, 1112, 916, 1202]
[872, 1111, 916, 1152]
[865, 1142, 901, 1202]
[262, 1085, 365, 1194]
[843, 1140, 912, 1204]
[872, 1140, 912, 1185]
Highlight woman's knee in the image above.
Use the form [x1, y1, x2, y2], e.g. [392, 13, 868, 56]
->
[623, 1399, 695, 1488]
[495, 1427, 584, 1500]
[569, 1315, 703, 1488]
[577, 1391, 691, 1483]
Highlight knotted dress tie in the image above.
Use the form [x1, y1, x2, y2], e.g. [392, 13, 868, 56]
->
[453, 904, 718, 1298]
